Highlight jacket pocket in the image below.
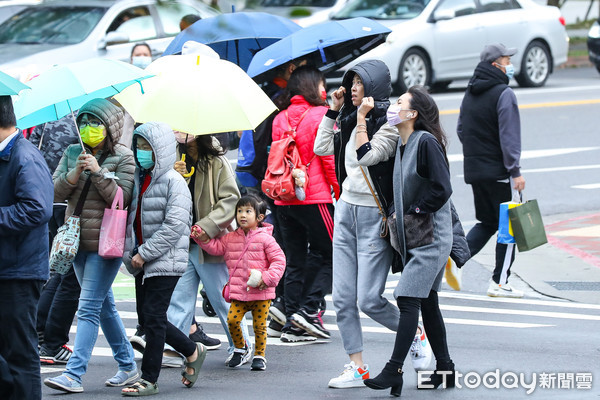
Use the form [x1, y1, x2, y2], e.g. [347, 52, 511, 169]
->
[404, 213, 434, 250]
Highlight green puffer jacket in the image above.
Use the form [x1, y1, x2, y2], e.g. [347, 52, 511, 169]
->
[53, 98, 135, 252]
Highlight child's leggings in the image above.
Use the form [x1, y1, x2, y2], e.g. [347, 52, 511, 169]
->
[228, 299, 271, 357]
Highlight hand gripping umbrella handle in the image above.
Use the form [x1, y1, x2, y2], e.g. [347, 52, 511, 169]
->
[181, 154, 195, 178]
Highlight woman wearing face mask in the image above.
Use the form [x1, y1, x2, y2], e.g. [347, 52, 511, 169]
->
[130, 42, 152, 69]
[166, 131, 252, 367]
[45, 98, 138, 393]
[269, 65, 339, 343]
[314, 60, 433, 389]
[358, 86, 455, 397]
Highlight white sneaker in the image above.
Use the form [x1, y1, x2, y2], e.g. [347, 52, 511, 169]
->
[328, 361, 370, 388]
[410, 323, 433, 371]
[444, 258, 462, 291]
[487, 281, 524, 298]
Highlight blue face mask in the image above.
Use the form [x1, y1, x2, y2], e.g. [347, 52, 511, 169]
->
[504, 63, 515, 80]
[136, 149, 155, 170]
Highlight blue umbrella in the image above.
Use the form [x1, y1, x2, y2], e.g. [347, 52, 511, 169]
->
[247, 17, 391, 83]
[13, 58, 153, 131]
[163, 12, 301, 71]
[0, 70, 29, 95]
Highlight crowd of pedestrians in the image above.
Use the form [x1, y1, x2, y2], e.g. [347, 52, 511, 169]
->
[0, 42, 528, 399]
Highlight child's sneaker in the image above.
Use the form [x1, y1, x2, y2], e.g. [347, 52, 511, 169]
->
[328, 361, 370, 388]
[410, 323, 433, 371]
[39, 344, 73, 365]
[44, 374, 83, 393]
[228, 348, 246, 368]
[251, 356, 267, 371]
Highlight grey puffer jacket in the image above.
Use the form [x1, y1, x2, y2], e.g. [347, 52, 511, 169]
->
[53, 98, 135, 252]
[123, 122, 192, 279]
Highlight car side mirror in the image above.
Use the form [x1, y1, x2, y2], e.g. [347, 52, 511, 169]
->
[432, 9, 455, 21]
[98, 31, 130, 49]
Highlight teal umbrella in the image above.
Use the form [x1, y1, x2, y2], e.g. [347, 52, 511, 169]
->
[0, 70, 29, 95]
[13, 58, 153, 131]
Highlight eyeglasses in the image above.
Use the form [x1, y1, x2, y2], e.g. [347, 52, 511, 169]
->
[79, 121, 103, 128]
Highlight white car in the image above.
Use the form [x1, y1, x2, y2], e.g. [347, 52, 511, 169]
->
[326, 0, 569, 92]
[0, 0, 220, 79]
[242, 0, 350, 27]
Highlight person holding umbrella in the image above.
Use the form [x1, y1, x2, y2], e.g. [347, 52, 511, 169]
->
[44, 98, 138, 393]
[271, 65, 339, 342]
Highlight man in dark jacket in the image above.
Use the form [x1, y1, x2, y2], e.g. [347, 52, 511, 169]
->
[457, 44, 526, 298]
[0, 95, 53, 400]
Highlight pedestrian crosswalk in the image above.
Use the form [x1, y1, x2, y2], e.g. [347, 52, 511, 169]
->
[41, 275, 600, 375]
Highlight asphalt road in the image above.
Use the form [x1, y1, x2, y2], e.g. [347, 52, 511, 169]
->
[41, 66, 600, 399]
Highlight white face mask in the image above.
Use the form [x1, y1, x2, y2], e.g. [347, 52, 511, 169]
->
[132, 56, 152, 69]
[386, 104, 413, 126]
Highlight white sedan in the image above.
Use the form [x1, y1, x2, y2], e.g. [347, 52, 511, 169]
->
[326, 0, 569, 92]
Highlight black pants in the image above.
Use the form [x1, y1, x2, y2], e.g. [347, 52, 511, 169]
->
[390, 291, 452, 369]
[36, 267, 80, 351]
[0, 280, 43, 400]
[466, 181, 516, 284]
[135, 274, 196, 384]
[277, 203, 334, 316]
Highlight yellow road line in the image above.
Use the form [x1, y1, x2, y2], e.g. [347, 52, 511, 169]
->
[440, 99, 600, 115]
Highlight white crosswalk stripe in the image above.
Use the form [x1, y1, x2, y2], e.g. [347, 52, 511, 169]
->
[42, 276, 600, 370]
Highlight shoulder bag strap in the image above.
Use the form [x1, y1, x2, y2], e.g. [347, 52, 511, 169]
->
[359, 166, 385, 220]
[72, 151, 111, 217]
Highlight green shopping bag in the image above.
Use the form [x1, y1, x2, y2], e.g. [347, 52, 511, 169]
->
[508, 199, 547, 252]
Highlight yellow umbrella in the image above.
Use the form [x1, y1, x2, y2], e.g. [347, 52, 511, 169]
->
[114, 54, 277, 136]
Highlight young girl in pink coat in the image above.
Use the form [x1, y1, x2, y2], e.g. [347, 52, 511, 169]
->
[191, 194, 285, 371]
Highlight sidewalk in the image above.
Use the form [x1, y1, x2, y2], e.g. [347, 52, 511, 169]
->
[466, 211, 600, 305]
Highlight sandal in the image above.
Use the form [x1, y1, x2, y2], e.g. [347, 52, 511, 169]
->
[181, 343, 207, 388]
[121, 379, 159, 397]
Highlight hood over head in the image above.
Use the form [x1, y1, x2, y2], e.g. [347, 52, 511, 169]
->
[132, 122, 177, 179]
[76, 98, 124, 144]
[467, 61, 509, 96]
[341, 59, 391, 119]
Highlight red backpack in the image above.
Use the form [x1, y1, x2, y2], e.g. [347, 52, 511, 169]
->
[262, 109, 314, 201]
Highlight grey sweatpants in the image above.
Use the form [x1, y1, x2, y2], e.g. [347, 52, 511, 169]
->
[332, 199, 400, 355]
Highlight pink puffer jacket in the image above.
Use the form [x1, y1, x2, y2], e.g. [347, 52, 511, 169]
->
[272, 95, 340, 205]
[199, 223, 286, 302]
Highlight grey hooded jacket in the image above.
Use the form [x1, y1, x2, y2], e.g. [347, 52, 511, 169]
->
[123, 122, 192, 279]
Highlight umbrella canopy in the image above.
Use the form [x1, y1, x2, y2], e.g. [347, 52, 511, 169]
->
[114, 55, 277, 136]
[0, 70, 29, 96]
[13, 58, 153, 130]
[247, 17, 391, 83]
[163, 12, 301, 71]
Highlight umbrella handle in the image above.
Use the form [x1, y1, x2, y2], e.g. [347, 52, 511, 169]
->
[181, 153, 195, 178]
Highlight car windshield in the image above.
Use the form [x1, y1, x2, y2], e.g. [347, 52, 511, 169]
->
[0, 6, 106, 45]
[331, 0, 428, 20]
[259, 0, 337, 7]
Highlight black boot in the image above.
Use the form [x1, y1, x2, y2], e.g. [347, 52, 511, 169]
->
[418, 361, 455, 389]
[364, 362, 404, 397]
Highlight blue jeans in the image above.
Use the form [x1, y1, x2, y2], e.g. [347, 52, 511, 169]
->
[65, 251, 136, 382]
[167, 243, 249, 353]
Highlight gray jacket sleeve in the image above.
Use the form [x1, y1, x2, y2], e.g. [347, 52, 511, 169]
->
[357, 123, 399, 166]
[497, 88, 522, 178]
[314, 114, 336, 156]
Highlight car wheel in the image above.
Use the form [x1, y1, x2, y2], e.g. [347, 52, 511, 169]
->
[516, 40, 551, 87]
[395, 49, 430, 94]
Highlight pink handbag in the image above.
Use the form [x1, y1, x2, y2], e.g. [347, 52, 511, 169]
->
[98, 186, 127, 259]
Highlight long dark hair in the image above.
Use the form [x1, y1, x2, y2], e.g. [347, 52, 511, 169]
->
[179, 134, 225, 173]
[407, 85, 448, 157]
[280, 65, 327, 109]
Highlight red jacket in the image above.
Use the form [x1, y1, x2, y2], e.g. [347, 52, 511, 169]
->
[272, 95, 340, 205]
